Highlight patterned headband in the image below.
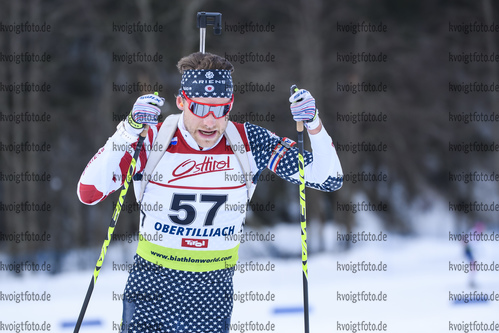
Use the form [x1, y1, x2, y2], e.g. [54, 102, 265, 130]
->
[180, 69, 233, 98]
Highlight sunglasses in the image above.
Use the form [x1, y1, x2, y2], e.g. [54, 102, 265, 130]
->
[181, 90, 234, 119]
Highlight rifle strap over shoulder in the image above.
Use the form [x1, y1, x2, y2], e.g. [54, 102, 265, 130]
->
[137, 113, 181, 203]
[224, 121, 256, 200]
[137, 115, 255, 202]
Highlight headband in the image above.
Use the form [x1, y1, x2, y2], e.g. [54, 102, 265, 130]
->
[180, 69, 233, 98]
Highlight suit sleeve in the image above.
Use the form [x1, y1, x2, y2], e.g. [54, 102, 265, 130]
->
[244, 122, 343, 192]
[76, 123, 157, 205]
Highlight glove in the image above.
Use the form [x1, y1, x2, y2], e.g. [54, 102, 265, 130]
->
[117, 93, 164, 144]
[125, 93, 165, 135]
[289, 89, 320, 130]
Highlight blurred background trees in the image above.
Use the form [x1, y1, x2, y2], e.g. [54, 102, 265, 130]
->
[1, 0, 498, 271]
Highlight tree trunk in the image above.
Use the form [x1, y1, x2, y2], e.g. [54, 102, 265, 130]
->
[8, 0, 27, 255]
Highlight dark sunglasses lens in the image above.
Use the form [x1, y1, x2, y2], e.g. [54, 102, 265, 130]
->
[188, 98, 232, 119]
[191, 103, 208, 117]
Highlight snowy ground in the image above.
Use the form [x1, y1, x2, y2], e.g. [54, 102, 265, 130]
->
[1, 222, 498, 333]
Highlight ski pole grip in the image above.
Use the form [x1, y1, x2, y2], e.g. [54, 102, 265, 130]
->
[196, 12, 221, 54]
[197, 12, 222, 35]
[290, 84, 304, 132]
[297, 121, 304, 132]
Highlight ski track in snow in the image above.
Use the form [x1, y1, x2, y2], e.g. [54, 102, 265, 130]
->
[1, 231, 497, 333]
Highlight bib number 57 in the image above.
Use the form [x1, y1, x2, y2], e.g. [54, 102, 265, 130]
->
[168, 193, 227, 226]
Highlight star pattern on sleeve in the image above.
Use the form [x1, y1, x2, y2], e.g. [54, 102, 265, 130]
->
[245, 122, 343, 192]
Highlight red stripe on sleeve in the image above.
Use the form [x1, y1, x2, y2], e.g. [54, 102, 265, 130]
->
[233, 122, 250, 152]
[78, 183, 108, 204]
[119, 153, 132, 185]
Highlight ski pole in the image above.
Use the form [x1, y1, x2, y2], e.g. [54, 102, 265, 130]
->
[290, 84, 310, 333]
[73, 93, 159, 333]
[196, 12, 222, 53]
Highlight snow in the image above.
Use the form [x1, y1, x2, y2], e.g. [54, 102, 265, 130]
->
[1, 223, 498, 333]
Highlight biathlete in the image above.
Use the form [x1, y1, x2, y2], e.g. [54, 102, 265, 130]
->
[77, 52, 343, 333]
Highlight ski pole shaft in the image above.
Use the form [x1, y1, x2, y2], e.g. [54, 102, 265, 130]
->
[73, 90, 161, 332]
[290, 84, 310, 333]
[73, 129, 146, 333]
[196, 12, 222, 54]
[199, 27, 206, 53]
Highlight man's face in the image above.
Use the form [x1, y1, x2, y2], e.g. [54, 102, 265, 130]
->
[177, 95, 231, 148]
